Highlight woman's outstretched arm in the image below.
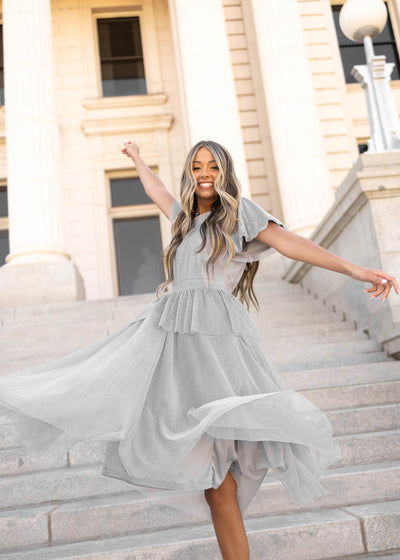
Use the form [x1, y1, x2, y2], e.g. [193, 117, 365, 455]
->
[256, 222, 399, 302]
[121, 140, 176, 218]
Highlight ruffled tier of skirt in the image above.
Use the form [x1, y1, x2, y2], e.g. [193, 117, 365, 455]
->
[131, 283, 262, 339]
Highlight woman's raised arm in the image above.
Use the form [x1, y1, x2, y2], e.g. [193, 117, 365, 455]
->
[256, 221, 399, 302]
[121, 140, 177, 219]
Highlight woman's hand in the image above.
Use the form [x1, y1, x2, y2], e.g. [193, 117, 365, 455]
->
[121, 140, 140, 159]
[349, 265, 399, 301]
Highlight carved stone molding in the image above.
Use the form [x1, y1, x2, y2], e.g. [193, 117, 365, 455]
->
[82, 93, 168, 111]
[81, 114, 173, 136]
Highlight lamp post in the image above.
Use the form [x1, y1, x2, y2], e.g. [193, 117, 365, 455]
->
[340, 0, 400, 151]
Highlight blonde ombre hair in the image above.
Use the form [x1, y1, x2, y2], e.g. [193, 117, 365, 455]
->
[157, 140, 260, 310]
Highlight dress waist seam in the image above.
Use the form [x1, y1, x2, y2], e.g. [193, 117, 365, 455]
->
[172, 278, 229, 292]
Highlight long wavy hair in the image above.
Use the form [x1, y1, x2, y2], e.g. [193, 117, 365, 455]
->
[156, 140, 260, 310]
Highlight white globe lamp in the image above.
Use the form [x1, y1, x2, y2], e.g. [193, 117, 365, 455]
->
[338, 0, 400, 151]
[339, 0, 387, 42]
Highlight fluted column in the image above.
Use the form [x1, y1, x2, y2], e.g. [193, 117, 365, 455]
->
[169, 0, 250, 195]
[0, 0, 84, 306]
[3, 0, 68, 264]
[252, 0, 334, 235]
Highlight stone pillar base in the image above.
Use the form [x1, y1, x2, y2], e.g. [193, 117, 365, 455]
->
[0, 261, 85, 308]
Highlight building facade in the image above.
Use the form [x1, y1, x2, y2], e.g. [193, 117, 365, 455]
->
[0, 0, 399, 305]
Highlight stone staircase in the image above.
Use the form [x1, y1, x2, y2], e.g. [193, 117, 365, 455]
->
[0, 255, 399, 559]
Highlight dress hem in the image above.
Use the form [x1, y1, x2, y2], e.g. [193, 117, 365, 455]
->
[101, 467, 214, 493]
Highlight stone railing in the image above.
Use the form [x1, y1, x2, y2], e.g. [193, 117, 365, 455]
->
[284, 151, 400, 359]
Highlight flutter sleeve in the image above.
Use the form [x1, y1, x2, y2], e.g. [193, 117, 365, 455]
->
[232, 196, 287, 263]
[169, 200, 182, 225]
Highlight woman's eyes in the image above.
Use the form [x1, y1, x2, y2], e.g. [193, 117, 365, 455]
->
[192, 167, 219, 171]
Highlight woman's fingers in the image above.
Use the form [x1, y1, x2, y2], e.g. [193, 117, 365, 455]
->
[121, 140, 140, 157]
[364, 272, 399, 301]
[121, 140, 136, 157]
[389, 275, 400, 294]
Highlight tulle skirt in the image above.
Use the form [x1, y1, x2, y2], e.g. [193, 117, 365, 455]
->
[0, 285, 341, 521]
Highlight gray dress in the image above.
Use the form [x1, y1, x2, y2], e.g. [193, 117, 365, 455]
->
[0, 196, 341, 521]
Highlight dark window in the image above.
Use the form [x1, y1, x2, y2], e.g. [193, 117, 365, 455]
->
[0, 186, 7, 218]
[113, 216, 164, 296]
[332, 4, 400, 83]
[97, 17, 147, 97]
[110, 177, 153, 207]
[0, 186, 9, 265]
[0, 26, 4, 105]
[0, 231, 9, 265]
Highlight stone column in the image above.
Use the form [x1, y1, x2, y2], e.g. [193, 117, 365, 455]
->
[252, 0, 334, 235]
[169, 0, 250, 195]
[0, 0, 84, 307]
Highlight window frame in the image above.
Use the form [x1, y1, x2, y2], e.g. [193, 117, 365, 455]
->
[91, 4, 162, 100]
[96, 15, 147, 98]
[106, 170, 166, 297]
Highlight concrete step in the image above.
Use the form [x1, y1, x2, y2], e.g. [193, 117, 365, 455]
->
[0, 505, 389, 560]
[0, 295, 154, 326]
[254, 320, 357, 336]
[0, 464, 133, 509]
[302, 380, 400, 410]
[1, 461, 400, 550]
[258, 311, 347, 327]
[265, 339, 383, 364]
[277, 351, 390, 372]
[282, 361, 400, 391]
[327, 404, 400, 435]
[255, 299, 340, 319]
[259, 329, 368, 345]
[343, 500, 400, 554]
[337, 429, 400, 466]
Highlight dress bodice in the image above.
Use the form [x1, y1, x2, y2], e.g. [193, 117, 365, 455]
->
[169, 197, 286, 294]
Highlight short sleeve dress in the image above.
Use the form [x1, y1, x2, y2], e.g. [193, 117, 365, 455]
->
[0, 196, 341, 521]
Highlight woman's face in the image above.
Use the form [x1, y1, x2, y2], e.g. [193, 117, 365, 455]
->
[192, 147, 219, 207]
